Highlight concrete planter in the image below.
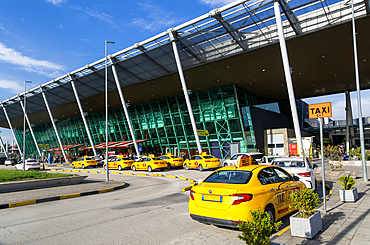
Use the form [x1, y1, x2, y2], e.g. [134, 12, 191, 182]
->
[339, 187, 358, 202]
[290, 211, 322, 239]
[315, 167, 358, 180]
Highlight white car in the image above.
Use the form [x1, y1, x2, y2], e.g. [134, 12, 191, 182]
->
[101, 155, 119, 165]
[4, 159, 18, 166]
[260, 155, 286, 165]
[271, 157, 316, 191]
[15, 159, 42, 170]
[222, 152, 263, 167]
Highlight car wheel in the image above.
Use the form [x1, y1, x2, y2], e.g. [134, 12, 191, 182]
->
[148, 166, 152, 172]
[167, 163, 171, 170]
[265, 206, 275, 224]
[224, 163, 228, 167]
[71, 164, 74, 169]
[314, 180, 317, 190]
[118, 165, 122, 171]
[82, 164, 85, 169]
[132, 165, 136, 171]
[199, 164, 204, 171]
[184, 163, 189, 170]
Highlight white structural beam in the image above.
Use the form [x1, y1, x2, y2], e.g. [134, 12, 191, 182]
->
[168, 29, 203, 155]
[40, 87, 67, 160]
[278, 0, 302, 35]
[1, 103, 22, 157]
[109, 57, 139, 156]
[209, 9, 249, 51]
[19, 97, 41, 157]
[273, 0, 303, 156]
[69, 75, 97, 156]
[0, 136, 8, 158]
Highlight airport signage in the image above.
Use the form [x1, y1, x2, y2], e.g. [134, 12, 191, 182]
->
[308, 102, 332, 119]
[197, 130, 209, 137]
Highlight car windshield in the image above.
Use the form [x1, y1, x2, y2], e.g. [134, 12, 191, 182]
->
[274, 161, 305, 167]
[203, 170, 252, 184]
[85, 158, 92, 160]
[27, 160, 37, 163]
[203, 155, 215, 159]
[152, 157, 161, 160]
[160, 156, 170, 159]
[121, 158, 131, 160]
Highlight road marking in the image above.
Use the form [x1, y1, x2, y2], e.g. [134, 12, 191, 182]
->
[166, 175, 177, 178]
[60, 193, 81, 199]
[112, 172, 121, 175]
[9, 200, 36, 208]
[99, 188, 114, 193]
[276, 225, 290, 236]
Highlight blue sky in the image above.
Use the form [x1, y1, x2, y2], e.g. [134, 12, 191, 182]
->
[0, 0, 369, 144]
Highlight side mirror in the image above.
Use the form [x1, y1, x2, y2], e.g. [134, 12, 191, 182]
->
[313, 164, 318, 169]
[293, 176, 300, 181]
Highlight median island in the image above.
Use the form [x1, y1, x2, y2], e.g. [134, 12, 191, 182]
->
[0, 169, 76, 183]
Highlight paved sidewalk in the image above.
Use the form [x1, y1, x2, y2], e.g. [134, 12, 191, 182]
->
[271, 179, 370, 245]
[0, 178, 126, 209]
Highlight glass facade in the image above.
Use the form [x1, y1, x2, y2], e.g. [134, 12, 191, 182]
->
[15, 84, 272, 159]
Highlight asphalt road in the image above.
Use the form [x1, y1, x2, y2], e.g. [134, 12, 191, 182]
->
[0, 172, 245, 245]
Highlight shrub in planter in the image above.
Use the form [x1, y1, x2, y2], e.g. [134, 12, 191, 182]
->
[338, 175, 358, 202]
[289, 188, 322, 239]
[238, 209, 282, 245]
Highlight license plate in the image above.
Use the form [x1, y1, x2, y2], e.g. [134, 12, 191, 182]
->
[32, 164, 36, 166]
[202, 194, 222, 202]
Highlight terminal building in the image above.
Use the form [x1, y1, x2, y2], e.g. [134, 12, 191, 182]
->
[0, 0, 370, 160]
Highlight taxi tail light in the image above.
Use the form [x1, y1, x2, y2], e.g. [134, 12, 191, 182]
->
[190, 190, 195, 200]
[298, 172, 311, 177]
[205, 161, 210, 162]
[230, 194, 253, 205]
[26, 164, 31, 166]
[154, 162, 159, 164]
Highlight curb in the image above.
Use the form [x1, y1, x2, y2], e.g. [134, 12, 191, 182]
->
[0, 182, 127, 210]
[48, 168, 197, 186]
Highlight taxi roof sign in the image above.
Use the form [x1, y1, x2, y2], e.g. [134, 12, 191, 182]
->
[308, 102, 332, 119]
[235, 155, 252, 168]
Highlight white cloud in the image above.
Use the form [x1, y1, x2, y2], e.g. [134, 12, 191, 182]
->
[0, 23, 11, 35]
[45, 0, 66, 5]
[131, 3, 178, 31]
[0, 79, 23, 94]
[199, 0, 237, 7]
[0, 42, 65, 77]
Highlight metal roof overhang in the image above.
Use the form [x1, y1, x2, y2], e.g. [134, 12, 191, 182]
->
[1, 0, 370, 129]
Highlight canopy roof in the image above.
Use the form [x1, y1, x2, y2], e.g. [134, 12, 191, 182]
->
[1, 0, 370, 129]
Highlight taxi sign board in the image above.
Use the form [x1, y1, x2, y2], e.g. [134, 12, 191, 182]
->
[308, 102, 332, 119]
[198, 130, 209, 137]
[236, 155, 251, 168]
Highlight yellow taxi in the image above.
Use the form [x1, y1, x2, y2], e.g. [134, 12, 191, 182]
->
[131, 156, 167, 172]
[158, 153, 184, 169]
[70, 156, 98, 169]
[103, 155, 134, 170]
[188, 163, 306, 228]
[183, 152, 220, 171]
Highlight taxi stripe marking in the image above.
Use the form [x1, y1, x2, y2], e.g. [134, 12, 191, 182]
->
[276, 225, 290, 236]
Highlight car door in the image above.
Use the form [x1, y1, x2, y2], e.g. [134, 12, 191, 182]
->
[271, 167, 300, 218]
[76, 158, 83, 167]
[188, 156, 196, 168]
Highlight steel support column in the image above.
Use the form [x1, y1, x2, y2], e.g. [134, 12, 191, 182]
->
[345, 91, 351, 152]
[19, 98, 41, 157]
[109, 57, 139, 156]
[40, 87, 67, 161]
[1, 103, 22, 157]
[0, 136, 8, 158]
[168, 29, 202, 154]
[274, 0, 303, 156]
[69, 76, 97, 156]
[351, 0, 367, 181]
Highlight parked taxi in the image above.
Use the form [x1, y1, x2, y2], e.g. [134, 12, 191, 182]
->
[131, 156, 167, 172]
[183, 152, 220, 171]
[158, 153, 184, 169]
[188, 157, 306, 228]
[103, 155, 134, 170]
[70, 156, 98, 169]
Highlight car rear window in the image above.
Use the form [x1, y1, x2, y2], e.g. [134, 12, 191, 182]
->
[160, 156, 170, 159]
[85, 158, 92, 160]
[203, 170, 252, 184]
[274, 161, 305, 167]
[203, 155, 215, 159]
[27, 160, 37, 163]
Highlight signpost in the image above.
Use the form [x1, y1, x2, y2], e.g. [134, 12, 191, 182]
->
[309, 102, 332, 213]
[197, 130, 209, 137]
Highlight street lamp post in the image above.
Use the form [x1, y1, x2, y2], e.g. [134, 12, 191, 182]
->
[105, 40, 115, 181]
[23, 81, 32, 171]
